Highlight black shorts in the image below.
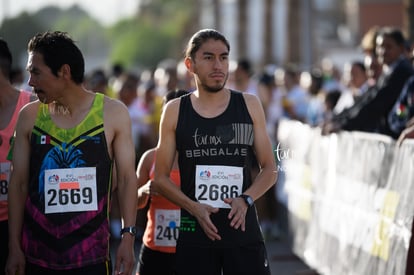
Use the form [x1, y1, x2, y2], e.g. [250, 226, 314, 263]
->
[137, 245, 176, 275]
[175, 241, 271, 275]
[25, 261, 112, 275]
[0, 220, 8, 275]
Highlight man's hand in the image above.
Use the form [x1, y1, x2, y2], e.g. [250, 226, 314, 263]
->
[397, 124, 414, 147]
[192, 202, 220, 241]
[5, 247, 25, 275]
[139, 180, 159, 196]
[114, 234, 135, 275]
[224, 197, 248, 231]
[321, 121, 340, 135]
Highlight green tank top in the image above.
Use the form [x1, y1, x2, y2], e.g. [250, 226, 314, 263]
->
[23, 93, 114, 269]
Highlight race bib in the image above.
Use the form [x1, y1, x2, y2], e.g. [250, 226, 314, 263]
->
[0, 162, 11, 202]
[44, 167, 98, 214]
[154, 209, 180, 247]
[195, 165, 243, 208]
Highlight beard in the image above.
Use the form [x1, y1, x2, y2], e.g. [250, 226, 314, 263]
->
[201, 82, 225, 93]
[200, 74, 228, 93]
[34, 89, 49, 104]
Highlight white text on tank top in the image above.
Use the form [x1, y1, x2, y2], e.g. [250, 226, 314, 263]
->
[44, 167, 98, 214]
[195, 165, 243, 208]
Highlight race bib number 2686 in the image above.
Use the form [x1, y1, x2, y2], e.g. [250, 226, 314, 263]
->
[195, 165, 243, 209]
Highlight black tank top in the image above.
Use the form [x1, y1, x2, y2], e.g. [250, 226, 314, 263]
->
[176, 90, 263, 247]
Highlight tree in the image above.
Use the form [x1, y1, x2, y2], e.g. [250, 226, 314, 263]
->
[403, 0, 414, 43]
[108, 0, 196, 70]
[0, 0, 198, 72]
[286, 0, 301, 65]
[237, 0, 248, 58]
[0, 5, 109, 71]
[263, 0, 273, 66]
[109, 20, 176, 70]
[0, 13, 44, 68]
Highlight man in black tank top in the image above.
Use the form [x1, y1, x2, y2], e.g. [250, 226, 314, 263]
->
[154, 29, 277, 275]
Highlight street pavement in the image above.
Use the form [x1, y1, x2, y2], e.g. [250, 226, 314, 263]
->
[266, 238, 319, 275]
[111, 234, 319, 274]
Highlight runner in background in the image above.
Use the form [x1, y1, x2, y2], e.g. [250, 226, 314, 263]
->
[0, 37, 34, 275]
[136, 89, 189, 275]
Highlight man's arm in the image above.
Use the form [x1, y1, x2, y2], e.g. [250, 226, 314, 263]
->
[106, 99, 138, 275]
[245, 93, 278, 199]
[6, 103, 37, 275]
[153, 99, 221, 241]
[224, 94, 278, 230]
[136, 148, 155, 209]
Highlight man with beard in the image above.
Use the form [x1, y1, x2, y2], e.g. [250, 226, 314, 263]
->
[154, 29, 277, 275]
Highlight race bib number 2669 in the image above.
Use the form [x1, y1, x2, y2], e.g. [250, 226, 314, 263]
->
[44, 167, 98, 214]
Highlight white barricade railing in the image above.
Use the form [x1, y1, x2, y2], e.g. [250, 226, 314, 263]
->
[277, 119, 414, 275]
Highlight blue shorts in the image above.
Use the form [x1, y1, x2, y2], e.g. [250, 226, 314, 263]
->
[175, 241, 271, 275]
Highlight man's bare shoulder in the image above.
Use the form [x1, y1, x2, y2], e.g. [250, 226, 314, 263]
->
[159, 96, 183, 132]
[19, 100, 40, 119]
[163, 96, 182, 117]
[241, 92, 263, 112]
[103, 95, 129, 116]
[103, 94, 126, 107]
[15, 100, 40, 133]
[240, 92, 261, 105]
[101, 95, 131, 141]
